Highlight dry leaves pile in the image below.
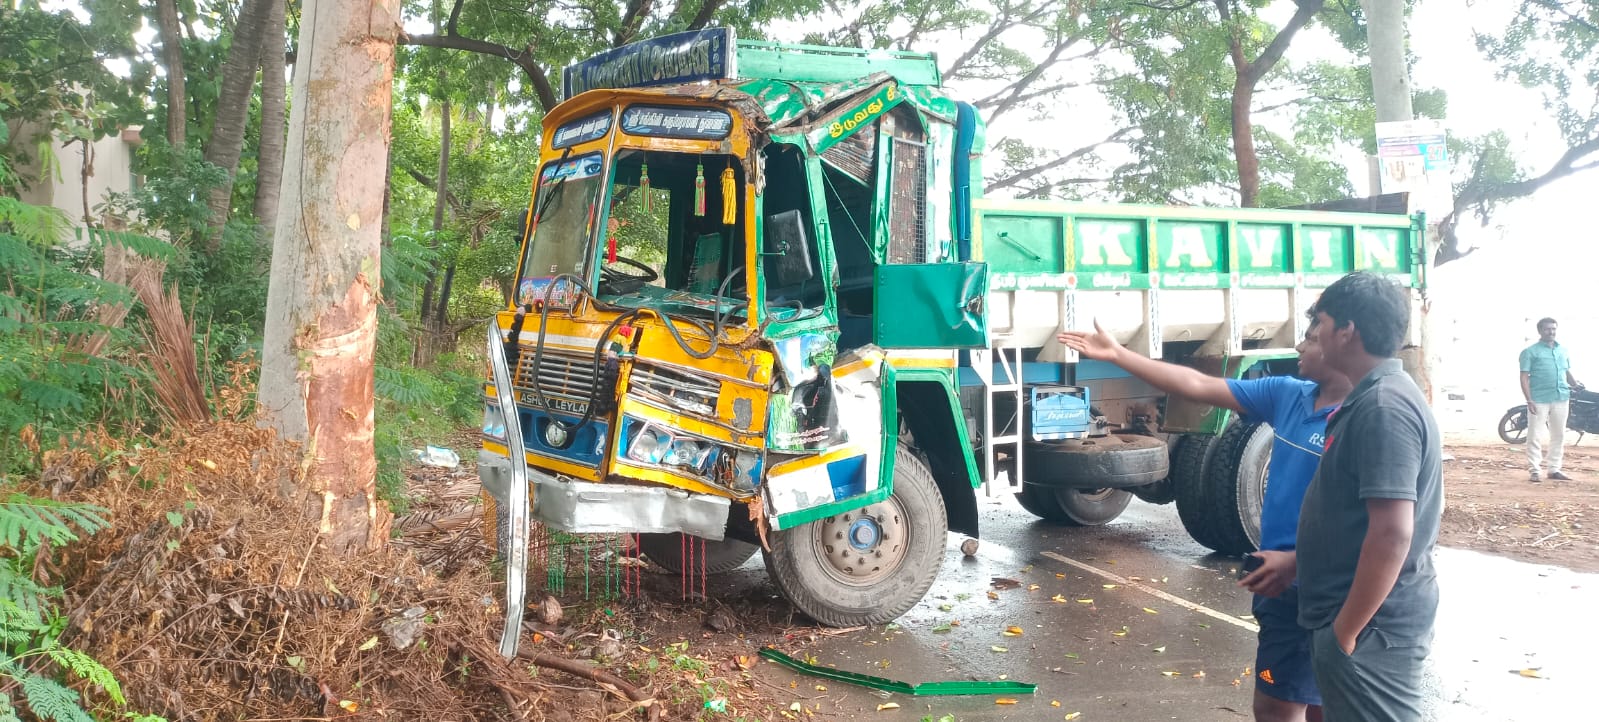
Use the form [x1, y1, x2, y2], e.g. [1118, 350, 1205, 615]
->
[27, 362, 710, 722]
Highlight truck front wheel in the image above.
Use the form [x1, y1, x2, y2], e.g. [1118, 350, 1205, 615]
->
[1175, 423, 1267, 555]
[763, 445, 947, 627]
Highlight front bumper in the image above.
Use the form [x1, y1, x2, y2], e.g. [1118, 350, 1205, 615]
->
[480, 451, 731, 540]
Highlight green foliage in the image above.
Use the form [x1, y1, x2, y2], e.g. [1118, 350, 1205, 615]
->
[0, 495, 109, 550]
[0, 489, 134, 722]
[0, 202, 174, 475]
[0, 5, 151, 195]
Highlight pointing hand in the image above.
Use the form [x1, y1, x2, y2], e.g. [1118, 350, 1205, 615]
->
[1057, 320, 1123, 361]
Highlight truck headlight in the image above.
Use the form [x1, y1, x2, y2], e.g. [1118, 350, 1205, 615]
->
[627, 425, 672, 464]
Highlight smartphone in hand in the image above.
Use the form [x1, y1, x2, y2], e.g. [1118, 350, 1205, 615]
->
[1237, 553, 1264, 580]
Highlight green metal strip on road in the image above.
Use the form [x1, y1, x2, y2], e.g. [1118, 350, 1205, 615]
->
[758, 647, 1037, 697]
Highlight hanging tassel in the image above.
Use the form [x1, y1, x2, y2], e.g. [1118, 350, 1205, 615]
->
[694, 162, 706, 217]
[639, 162, 652, 213]
[721, 165, 736, 225]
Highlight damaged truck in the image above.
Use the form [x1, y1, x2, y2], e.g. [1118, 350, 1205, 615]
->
[477, 29, 1428, 636]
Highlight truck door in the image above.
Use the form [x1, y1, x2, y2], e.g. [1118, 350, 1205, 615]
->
[872, 262, 990, 348]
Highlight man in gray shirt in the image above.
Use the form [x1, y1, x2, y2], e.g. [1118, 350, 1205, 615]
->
[1296, 272, 1443, 722]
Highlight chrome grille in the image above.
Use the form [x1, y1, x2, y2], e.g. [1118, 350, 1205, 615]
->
[514, 349, 598, 412]
[630, 364, 719, 416]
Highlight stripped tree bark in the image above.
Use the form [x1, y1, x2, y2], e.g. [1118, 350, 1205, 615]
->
[259, 0, 402, 555]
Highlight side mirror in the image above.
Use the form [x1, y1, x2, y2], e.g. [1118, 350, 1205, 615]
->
[763, 209, 814, 289]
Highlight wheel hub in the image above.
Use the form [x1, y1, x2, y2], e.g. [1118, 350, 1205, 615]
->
[814, 499, 909, 587]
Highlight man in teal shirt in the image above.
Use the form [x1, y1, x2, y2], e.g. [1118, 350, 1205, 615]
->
[1519, 317, 1585, 482]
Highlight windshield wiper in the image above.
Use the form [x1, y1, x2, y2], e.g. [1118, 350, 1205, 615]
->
[532, 146, 575, 225]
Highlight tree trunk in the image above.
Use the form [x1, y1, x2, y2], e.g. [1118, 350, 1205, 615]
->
[155, 0, 187, 147]
[415, 98, 451, 367]
[259, 0, 401, 556]
[1230, 76, 1259, 207]
[253, 0, 289, 237]
[203, 0, 271, 245]
[1362, 0, 1430, 403]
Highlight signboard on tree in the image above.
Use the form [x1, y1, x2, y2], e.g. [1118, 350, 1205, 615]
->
[1376, 119, 1450, 212]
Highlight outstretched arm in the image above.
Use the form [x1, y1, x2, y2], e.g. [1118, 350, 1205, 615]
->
[1059, 321, 1242, 413]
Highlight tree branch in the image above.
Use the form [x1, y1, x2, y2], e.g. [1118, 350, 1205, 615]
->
[615, 0, 652, 47]
[1436, 134, 1599, 265]
[1529, 0, 1599, 36]
[1246, 0, 1326, 83]
[985, 129, 1131, 193]
[685, 0, 728, 30]
[400, 32, 558, 112]
[402, 166, 464, 212]
[445, 0, 464, 37]
[944, 1, 1059, 80]
[1252, 94, 1363, 114]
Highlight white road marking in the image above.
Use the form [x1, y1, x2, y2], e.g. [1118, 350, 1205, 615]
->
[1038, 550, 1260, 633]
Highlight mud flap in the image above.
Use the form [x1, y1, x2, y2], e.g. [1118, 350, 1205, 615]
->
[486, 324, 530, 659]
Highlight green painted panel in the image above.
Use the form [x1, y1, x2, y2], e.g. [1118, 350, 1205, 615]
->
[978, 214, 1065, 275]
[874, 262, 990, 348]
[1235, 222, 1295, 287]
[1298, 224, 1353, 286]
[735, 41, 941, 87]
[1154, 221, 1227, 273]
[1356, 226, 1408, 273]
[1073, 217, 1147, 272]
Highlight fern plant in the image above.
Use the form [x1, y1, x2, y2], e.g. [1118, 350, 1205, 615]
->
[0, 494, 141, 721]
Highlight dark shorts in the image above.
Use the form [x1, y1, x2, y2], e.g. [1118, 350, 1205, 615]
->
[1253, 589, 1322, 706]
[1310, 623, 1428, 722]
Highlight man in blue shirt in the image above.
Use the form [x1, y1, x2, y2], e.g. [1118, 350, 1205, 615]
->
[1519, 317, 1585, 481]
[1060, 321, 1349, 722]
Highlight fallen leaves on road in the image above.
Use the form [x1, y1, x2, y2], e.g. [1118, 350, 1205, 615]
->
[991, 646, 1009, 653]
[877, 702, 900, 711]
[1143, 607, 1159, 615]
[996, 698, 1018, 705]
[1004, 626, 1025, 636]
[1065, 712, 1082, 720]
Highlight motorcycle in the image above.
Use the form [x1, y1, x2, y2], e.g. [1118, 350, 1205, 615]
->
[1498, 387, 1599, 444]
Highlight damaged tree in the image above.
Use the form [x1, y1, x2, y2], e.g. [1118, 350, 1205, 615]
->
[259, 0, 402, 554]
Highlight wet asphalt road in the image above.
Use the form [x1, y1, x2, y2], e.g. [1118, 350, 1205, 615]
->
[733, 493, 1597, 721]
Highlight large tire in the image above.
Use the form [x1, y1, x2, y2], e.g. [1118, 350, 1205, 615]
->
[1171, 433, 1224, 550]
[637, 533, 758, 575]
[1014, 484, 1133, 526]
[1014, 482, 1070, 521]
[763, 445, 947, 627]
[1177, 422, 1268, 555]
[1054, 487, 1134, 525]
[1498, 406, 1529, 445]
[1021, 434, 1169, 488]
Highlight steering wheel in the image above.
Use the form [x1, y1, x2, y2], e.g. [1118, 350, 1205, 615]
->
[599, 254, 659, 294]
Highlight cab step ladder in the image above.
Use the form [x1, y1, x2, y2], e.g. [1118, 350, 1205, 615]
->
[971, 345, 1025, 496]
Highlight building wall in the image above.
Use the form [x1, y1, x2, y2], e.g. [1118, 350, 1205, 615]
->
[10, 122, 141, 236]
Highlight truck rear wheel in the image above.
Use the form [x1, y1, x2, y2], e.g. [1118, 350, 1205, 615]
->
[638, 533, 758, 575]
[763, 444, 947, 627]
[1014, 484, 1134, 526]
[1175, 423, 1267, 555]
